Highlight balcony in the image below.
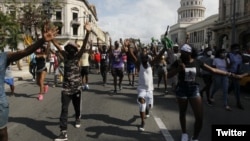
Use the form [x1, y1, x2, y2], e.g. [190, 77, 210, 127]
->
[71, 19, 81, 27]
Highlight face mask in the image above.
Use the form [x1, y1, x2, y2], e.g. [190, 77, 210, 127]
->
[68, 49, 77, 55]
[207, 51, 212, 56]
[220, 53, 226, 58]
[180, 53, 190, 63]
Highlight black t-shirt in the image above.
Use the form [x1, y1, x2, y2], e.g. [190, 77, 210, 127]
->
[100, 50, 109, 65]
[171, 59, 204, 83]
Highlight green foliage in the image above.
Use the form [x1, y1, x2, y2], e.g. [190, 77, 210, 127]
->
[0, 11, 21, 50]
[0, 0, 63, 50]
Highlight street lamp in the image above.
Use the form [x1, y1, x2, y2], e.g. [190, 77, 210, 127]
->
[186, 33, 190, 44]
[207, 28, 212, 48]
[231, 0, 236, 44]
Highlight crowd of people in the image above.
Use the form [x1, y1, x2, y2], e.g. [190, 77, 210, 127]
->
[1, 20, 250, 141]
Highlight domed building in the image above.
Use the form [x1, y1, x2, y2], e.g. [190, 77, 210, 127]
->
[178, 0, 206, 23]
[169, 0, 218, 50]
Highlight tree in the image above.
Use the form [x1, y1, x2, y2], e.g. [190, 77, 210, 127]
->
[4, 0, 61, 40]
[0, 11, 20, 51]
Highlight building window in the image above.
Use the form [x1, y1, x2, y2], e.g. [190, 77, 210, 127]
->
[56, 11, 62, 20]
[73, 12, 78, 20]
[73, 27, 78, 35]
[191, 1, 193, 5]
[245, 0, 250, 15]
[57, 27, 62, 35]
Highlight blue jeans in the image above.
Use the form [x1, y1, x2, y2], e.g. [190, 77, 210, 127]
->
[210, 75, 229, 106]
[230, 77, 241, 104]
[0, 99, 9, 129]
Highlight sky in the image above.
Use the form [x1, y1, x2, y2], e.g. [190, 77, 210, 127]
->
[88, 0, 219, 44]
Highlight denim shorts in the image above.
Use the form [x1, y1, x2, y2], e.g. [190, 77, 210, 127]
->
[175, 82, 200, 99]
[4, 78, 14, 86]
[0, 102, 9, 129]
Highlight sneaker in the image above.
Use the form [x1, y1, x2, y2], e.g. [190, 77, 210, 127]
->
[210, 98, 215, 102]
[38, 94, 43, 101]
[32, 78, 35, 82]
[145, 109, 150, 118]
[81, 85, 85, 91]
[237, 103, 244, 110]
[54, 130, 68, 141]
[44, 85, 49, 93]
[75, 119, 81, 128]
[132, 83, 135, 87]
[181, 133, 189, 141]
[206, 100, 213, 106]
[118, 85, 122, 91]
[164, 90, 168, 94]
[85, 84, 89, 90]
[225, 106, 232, 111]
[139, 121, 145, 131]
[190, 137, 199, 141]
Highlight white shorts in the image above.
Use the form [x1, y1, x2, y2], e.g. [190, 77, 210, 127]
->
[137, 89, 154, 108]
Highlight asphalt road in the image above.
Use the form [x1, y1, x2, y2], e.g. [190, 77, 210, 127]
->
[5, 72, 250, 141]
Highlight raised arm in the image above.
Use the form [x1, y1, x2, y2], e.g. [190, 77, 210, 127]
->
[108, 37, 113, 56]
[51, 39, 66, 58]
[88, 39, 93, 54]
[7, 25, 58, 63]
[76, 22, 91, 58]
[97, 37, 102, 52]
[128, 40, 138, 63]
[151, 47, 166, 65]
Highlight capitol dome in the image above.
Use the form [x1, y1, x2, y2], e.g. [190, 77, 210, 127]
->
[177, 0, 206, 23]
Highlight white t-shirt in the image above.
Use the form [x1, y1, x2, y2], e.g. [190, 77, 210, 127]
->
[80, 52, 90, 66]
[5, 66, 13, 78]
[137, 63, 154, 91]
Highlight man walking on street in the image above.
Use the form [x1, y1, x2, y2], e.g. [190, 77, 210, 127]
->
[52, 22, 91, 141]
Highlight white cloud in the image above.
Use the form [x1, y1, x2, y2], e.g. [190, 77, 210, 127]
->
[90, 0, 219, 44]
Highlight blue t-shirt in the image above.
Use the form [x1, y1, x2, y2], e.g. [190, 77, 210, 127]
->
[228, 53, 242, 73]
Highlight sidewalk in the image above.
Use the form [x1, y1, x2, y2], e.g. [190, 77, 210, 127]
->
[10, 61, 31, 81]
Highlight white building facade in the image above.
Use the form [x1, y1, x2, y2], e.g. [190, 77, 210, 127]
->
[0, 0, 109, 49]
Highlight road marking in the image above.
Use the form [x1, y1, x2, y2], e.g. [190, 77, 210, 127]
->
[152, 112, 175, 141]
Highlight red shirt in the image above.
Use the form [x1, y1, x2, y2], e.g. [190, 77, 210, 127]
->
[94, 53, 101, 63]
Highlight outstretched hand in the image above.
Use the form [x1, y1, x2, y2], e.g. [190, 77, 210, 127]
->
[43, 25, 58, 42]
